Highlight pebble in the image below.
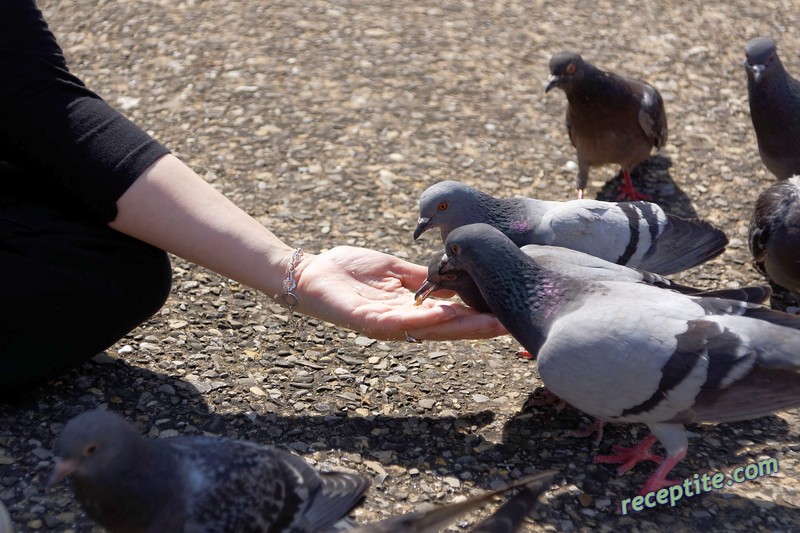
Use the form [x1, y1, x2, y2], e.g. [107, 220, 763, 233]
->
[354, 336, 376, 347]
[418, 399, 436, 409]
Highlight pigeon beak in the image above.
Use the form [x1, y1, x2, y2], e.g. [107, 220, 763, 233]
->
[438, 252, 456, 272]
[745, 61, 766, 83]
[412, 217, 430, 240]
[48, 458, 78, 488]
[545, 75, 560, 93]
[414, 279, 440, 305]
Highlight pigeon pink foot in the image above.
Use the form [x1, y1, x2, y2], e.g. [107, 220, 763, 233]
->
[593, 434, 661, 475]
[637, 448, 687, 496]
[616, 169, 652, 201]
[567, 419, 606, 445]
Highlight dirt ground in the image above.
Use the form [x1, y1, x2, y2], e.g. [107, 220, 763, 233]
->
[1, 0, 799, 531]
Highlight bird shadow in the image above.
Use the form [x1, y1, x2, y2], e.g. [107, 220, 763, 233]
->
[492, 388, 798, 522]
[3, 360, 798, 532]
[595, 155, 700, 219]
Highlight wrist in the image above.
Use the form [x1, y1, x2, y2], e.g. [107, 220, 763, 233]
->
[272, 247, 314, 314]
[280, 248, 304, 312]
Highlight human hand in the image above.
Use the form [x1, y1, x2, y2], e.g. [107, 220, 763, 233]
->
[290, 246, 507, 341]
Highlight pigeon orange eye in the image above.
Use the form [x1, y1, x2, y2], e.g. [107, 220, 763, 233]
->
[450, 244, 460, 254]
[83, 444, 98, 457]
[566, 63, 577, 75]
[437, 201, 448, 211]
[442, 273, 457, 281]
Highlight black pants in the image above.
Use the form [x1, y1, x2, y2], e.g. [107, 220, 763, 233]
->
[0, 198, 172, 397]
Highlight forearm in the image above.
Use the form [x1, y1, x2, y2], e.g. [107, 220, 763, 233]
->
[110, 154, 294, 302]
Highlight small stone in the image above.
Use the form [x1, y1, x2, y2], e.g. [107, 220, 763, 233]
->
[91, 352, 117, 364]
[472, 394, 490, 403]
[418, 399, 436, 409]
[443, 476, 460, 488]
[249, 386, 266, 396]
[354, 336, 376, 347]
[31, 447, 52, 460]
[118, 345, 134, 355]
[157, 384, 175, 396]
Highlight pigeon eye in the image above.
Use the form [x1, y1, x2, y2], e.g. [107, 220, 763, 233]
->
[437, 201, 448, 211]
[450, 244, 460, 254]
[565, 63, 577, 75]
[442, 273, 457, 281]
[82, 444, 98, 457]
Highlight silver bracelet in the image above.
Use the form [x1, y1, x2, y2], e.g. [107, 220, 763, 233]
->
[281, 248, 303, 313]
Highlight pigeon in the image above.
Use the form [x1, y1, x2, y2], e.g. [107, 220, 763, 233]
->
[347, 471, 554, 533]
[744, 37, 800, 179]
[749, 176, 800, 297]
[413, 181, 728, 275]
[415, 247, 771, 312]
[439, 223, 800, 496]
[545, 51, 668, 200]
[49, 409, 371, 533]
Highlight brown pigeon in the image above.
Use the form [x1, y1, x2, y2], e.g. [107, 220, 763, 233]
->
[546, 51, 668, 201]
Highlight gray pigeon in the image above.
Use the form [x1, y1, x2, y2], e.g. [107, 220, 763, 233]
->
[545, 51, 668, 200]
[413, 181, 728, 275]
[347, 471, 554, 533]
[415, 247, 771, 312]
[744, 37, 800, 179]
[49, 409, 371, 532]
[439, 223, 800, 495]
[749, 176, 800, 297]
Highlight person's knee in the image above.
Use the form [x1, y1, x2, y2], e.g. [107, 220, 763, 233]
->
[125, 241, 172, 321]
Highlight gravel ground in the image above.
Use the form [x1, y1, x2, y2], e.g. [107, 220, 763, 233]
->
[2, 0, 800, 531]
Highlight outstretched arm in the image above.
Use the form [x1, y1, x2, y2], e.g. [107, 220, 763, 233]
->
[111, 154, 506, 341]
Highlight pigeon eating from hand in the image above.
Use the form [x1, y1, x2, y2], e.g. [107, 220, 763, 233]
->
[415, 247, 771, 312]
[50, 409, 371, 532]
[414, 181, 727, 275]
[347, 471, 554, 533]
[439, 223, 800, 496]
[749, 176, 800, 299]
[545, 51, 668, 200]
[744, 37, 800, 179]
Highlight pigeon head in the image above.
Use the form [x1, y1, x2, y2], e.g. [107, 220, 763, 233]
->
[414, 181, 494, 241]
[744, 37, 780, 84]
[441, 223, 519, 274]
[414, 249, 455, 303]
[49, 409, 144, 488]
[414, 249, 491, 312]
[546, 51, 586, 93]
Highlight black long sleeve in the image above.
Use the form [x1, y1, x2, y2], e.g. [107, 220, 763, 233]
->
[0, 0, 170, 222]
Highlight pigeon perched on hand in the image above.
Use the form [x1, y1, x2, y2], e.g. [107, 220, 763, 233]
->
[415, 247, 771, 312]
[50, 409, 371, 533]
[749, 176, 800, 298]
[439, 223, 800, 495]
[414, 181, 727, 275]
[348, 471, 554, 533]
[744, 37, 800, 179]
[546, 51, 668, 200]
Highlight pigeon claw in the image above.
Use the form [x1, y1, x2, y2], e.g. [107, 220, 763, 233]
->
[593, 434, 661, 476]
[636, 449, 687, 496]
[566, 419, 606, 446]
[616, 170, 652, 201]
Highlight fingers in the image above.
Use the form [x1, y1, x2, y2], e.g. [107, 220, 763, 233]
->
[363, 303, 507, 342]
[405, 312, 508, 341]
